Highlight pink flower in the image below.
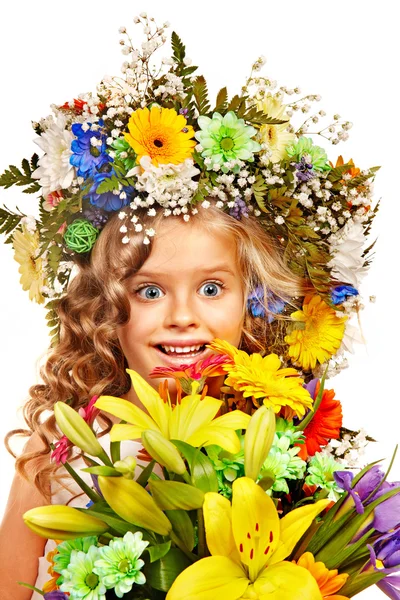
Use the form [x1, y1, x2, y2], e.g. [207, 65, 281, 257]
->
[43, 190, 63, 212]
[150, 353, 230, 381]
[78, 395, 100, 424]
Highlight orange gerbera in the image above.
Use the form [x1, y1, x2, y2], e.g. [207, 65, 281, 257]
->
[125, 106, 196, 166]
[295, 552, 349, 599]
[297, 381, 343, 460]
[42, 544, 62, 593]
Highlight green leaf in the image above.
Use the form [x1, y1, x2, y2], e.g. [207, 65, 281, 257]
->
[172, 440, 218, 493]
[96, 175, 120, 194]
[110, 440, 121, 463]
[146, 541, 172, 563]
[226, 94, 242, 112]
[81, 466, 121, 477]
[145, 548, 191, 592]
[165, 510, 195, 551]
[0, 155, 41, 192]
[193, 75, 211, 116]
[213, 87, 228, 113]
[136, 459, 156, 487]
[240, 106, 288, 126]
[171, 31, 186, 63]
[0, 205, 26, 237]
[252, 173, 269, 213]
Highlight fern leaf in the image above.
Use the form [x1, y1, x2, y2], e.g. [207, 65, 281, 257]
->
[193, 75, 211, 116]
[226, 95, 242, 112]
[0, 205, 26, 238]
[171, 31, 186, 63]
[213, 87, 228, 113]
[0, 155, 41, 192]
[252, 174, 269, 213]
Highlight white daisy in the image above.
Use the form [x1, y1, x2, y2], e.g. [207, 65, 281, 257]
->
[328, 220, 369, 288]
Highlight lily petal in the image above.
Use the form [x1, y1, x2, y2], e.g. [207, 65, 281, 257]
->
[109, 423, 145, 442]
[203, 492, 240, 562]
[166, 555, 249, 600]
[212, 410, 251, 431]
[172, 394, 221, 440]
[253, 561, 323, 599]
[269, 500, 331, 565]
[232, 477, 280, 581]
[188, 425, 242, 454]
[127, 369, 170, 436]
[95, 395, 157, 430]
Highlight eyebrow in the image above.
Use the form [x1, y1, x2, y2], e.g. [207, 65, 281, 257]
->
[132, 265, 236, 278]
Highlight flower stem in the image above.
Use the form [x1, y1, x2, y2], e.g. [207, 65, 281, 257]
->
[197, 507, 207, 558]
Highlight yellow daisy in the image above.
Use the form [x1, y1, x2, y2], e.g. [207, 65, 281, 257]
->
[12, 224, 47, 304]
[285, 295, 347, 371]
[208, 339, 313, 417]
[257, 94, 295, 163]
[124, 106, 197, 166]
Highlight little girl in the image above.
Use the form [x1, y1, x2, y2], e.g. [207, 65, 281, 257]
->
[0, 203, 305, 599]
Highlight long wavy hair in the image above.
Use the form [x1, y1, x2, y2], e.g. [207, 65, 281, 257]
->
[6, 204, 309, 498]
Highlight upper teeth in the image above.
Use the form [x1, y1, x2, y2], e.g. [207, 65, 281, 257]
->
[161, 344, 203, 353]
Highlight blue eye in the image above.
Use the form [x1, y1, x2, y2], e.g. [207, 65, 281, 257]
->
[137, 285, 164, 300]
[199, 282, 223, 297]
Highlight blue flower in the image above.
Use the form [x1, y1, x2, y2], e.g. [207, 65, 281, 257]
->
[331, 284, 359, 305]
[85, 170, 135, 212]
[247, 285, 286, 322]
[70, 120, 111, 178]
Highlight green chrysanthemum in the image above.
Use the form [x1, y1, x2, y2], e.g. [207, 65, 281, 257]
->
[207, 442, 245, 499]
[286, 136, 331, 171]
[259, 432, 306, 493]
[60, 545, 106, 600]
[275, 417, 305, 446]
[93, 531, 148, 598]
[305, 451, 342, 500]
[54, 536, 99, 584]
[195, 111, 261, 171]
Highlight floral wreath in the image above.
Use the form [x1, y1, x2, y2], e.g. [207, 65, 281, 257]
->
[0, 15, 379, 379]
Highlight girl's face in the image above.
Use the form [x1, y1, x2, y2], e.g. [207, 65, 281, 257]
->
[117, 218, 245, 398]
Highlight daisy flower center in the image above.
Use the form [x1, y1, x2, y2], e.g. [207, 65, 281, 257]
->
[85, 573, 99, 589]
[220, 137, 234, 151]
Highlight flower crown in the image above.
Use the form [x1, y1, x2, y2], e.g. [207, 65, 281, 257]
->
[0, 15, 379, 376]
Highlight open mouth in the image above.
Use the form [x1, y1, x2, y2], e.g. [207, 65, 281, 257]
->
[155, 344, 207, 360]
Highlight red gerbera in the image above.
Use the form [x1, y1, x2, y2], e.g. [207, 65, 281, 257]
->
[297, 382, 343, 460]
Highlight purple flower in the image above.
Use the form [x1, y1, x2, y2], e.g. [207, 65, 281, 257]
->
[85, 170, 135, 212]
[377, 574, 400, 600]
[229, 196, 249, 220]
[247, 285, 286, 321]
[294, 156, 314, 182]
[44, 592, 69, 600]
[334, 466, 385, 514]
[368, 529, 400, 574]
[331, 284, 359, 305]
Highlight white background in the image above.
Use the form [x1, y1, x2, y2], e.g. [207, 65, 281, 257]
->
[0, 1, 399, 597]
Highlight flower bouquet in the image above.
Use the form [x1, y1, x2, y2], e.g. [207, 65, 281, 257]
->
[22, 340, 400, 600]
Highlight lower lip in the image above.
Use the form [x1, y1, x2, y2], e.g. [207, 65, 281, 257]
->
[153, 346, 210, 367]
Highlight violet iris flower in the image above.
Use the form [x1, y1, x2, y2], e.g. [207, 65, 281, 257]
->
[44, 592, 69, 600]
[368, 529, 400, 575]
[334, 466, 385, 514]
[377, 574, 400, 600]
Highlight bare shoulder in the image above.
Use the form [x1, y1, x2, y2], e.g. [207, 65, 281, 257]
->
[0, 433, 50, 599]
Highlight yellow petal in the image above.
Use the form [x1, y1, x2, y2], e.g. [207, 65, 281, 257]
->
[166, 556, 249, 600]
[127, 369, 170, 436]
[232, 477, 280, 581]
[109, 423, 145, 442]
[269, 499, 331, 565]
[212, 410, 251, 431]
[253, 561, 323, 599]
[174, 394, 221, 440]
[203, 492, 240, 562]
[187, 426, 242, 454]
[95, 395, 157, 430]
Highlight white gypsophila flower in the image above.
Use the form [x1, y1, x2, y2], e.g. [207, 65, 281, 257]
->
[20, 215, 37, 234]
[328, 220, 369, 289]
[32, 115, 75, 197]
[135, 156, 200, 207]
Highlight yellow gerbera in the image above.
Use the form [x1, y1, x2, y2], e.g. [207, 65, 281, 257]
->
[12, 224, 47, 303]
[295, 553, 349, 599]
[208, 339, 313, 418]
[285, 295, 347, 371]
[257, 94, 295, 163]
[167, 477, 330, 600]
[124, 106, 197, 166]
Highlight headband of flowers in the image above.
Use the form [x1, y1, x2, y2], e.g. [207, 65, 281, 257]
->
[0, 14, 379, 376]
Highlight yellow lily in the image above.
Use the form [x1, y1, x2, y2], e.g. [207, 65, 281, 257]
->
[167, 477, 330, 600]
[95, 369, 250, 454]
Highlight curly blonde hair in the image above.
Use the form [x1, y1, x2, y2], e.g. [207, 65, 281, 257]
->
[6, 204, 309, 498]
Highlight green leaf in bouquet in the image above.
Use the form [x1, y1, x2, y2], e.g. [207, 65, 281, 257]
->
[171, 31, 186, 63]
[172, 440, 218, 493]
[165, 510, 195, 551]
[146, 541, 172, 563]
[0, 205, 26, 239]
[0, 155, 40, 192]
[82, 466, 122, 477]
[82, 505, 153, 542]
[213, 87, 228, 113]
[55, 455, 102, 504]
[192, 75, 211, 116]
[339, 569, 385, 598]
[149, 480, 204, 510]
[136, 459, 156, 487]
[110, 440, 121, 463]
[145, 548, 191, 592]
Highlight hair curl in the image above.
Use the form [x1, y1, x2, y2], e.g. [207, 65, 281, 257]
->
[6, 204, 309, 498]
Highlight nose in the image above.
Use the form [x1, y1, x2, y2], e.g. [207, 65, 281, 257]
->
[163, 293, 200, 330]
